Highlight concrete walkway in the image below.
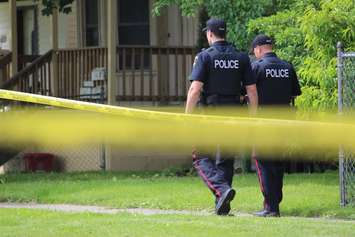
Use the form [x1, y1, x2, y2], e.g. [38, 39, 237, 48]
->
[0, 202, 218, 216]
[1, 202, 354, 223]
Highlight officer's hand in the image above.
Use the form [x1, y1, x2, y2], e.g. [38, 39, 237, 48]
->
[192, 148, 198, 161]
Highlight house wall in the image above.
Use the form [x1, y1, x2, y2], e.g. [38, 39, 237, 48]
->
[113, 3, 197, 104]
[0, 1, 78, 53]
[37, 2, 77, 53]
[65, 2, 78, 48]
[0, 3, 11, 50]
[110, 149, 191, 171]
[0, 1, 198, 52]
[166, 5, 198, 47]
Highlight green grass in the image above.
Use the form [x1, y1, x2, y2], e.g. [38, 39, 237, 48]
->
[0, 208, 354, 237]
[0, 171, 354, 219]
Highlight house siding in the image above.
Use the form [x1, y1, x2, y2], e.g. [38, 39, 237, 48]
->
[0, 3, 10, 50]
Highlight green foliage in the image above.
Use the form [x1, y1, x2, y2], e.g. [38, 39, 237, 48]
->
[248, 0, 355, 110]
[152, 0, 203, 17]
[153, 0, 274, 50]
[196, 7, 209, 50]
[34, 0, 74, 16]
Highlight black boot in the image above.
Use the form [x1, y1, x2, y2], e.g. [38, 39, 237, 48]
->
[215, 189, 235, 215]
[254, 209, 280, 217]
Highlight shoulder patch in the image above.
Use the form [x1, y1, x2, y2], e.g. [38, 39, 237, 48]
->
[193, 55, 199, 67]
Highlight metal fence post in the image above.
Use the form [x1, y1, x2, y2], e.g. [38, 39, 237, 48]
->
[337, 42, 343, 113]
[100, 84, 106, 171]
[337, 42, 346, 207]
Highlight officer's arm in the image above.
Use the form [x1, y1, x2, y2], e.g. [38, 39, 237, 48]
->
[246, 60, 258, 113]
[290, 67, 302, 97]
[246, 84, 258, 114]
[185, 81, 203, 113]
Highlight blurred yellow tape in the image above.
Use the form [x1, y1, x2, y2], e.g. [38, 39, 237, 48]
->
[0, 89, 352, 126]
[0, 89, 354, 155]
[0, 89, 185, 119]
[0, 89, 272, 123]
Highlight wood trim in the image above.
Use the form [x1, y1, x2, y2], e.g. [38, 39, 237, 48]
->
[76, 0, 83, 48]
[10, 0, 18, 76]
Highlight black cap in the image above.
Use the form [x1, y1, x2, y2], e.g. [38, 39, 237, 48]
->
[251, 34, 273, 49]
[202, 18, 226, 36]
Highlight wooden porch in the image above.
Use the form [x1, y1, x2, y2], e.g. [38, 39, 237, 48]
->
[0, 46, 196, 104]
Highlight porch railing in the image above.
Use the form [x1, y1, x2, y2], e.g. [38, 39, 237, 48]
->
[19, 55, 41, 69]
[0, 53, 41, 87]
[0, 50, 52, 95]
[116, 46, 196, 102]
[1, 46, 197, 103]
[57, 47, 107, 99]
[0, 52, 12, 84]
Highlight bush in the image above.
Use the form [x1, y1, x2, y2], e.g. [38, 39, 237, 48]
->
[249, 0, 355, 110]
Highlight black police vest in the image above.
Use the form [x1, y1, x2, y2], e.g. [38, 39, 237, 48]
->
[256, 55, 295, 105]
[203, 45, 242, 97]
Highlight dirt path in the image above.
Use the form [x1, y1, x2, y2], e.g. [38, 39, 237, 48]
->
[0, 202, 354, 223]
[0, 202, 217, 216]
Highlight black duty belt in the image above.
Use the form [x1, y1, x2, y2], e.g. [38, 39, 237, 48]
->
[200, 94, 240, 106]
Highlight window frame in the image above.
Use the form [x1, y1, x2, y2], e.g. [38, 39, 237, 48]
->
[82, 0, 102, 47]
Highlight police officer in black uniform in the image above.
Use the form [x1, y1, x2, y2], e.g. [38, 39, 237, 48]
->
[185, 18, 258, 215]
[250, 34, 301, 217]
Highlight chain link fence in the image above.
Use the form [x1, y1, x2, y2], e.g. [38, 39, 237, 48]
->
[337, 42, 355, 207]
[0, 103, 105, 173]
[0, 83, 106, 173]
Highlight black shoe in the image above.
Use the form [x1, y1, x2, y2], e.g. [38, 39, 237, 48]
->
[254, 209, 280, 217]
[215, 189, 236, 215]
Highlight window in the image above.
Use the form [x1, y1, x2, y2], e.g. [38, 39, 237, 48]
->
[118, 0, 150, 45]
[118, 0, 150, 69]
[84, 0, 99, 47]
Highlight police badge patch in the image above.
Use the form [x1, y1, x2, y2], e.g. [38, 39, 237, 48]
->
[193, 55, 199, 68]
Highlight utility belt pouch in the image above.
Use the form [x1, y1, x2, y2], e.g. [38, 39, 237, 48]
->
[199, 94, 218, 106]
[206, 94, 219, 106]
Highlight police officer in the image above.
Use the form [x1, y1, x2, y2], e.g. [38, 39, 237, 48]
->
[250, 34, 301, 217]
[185, 18, 258, 215]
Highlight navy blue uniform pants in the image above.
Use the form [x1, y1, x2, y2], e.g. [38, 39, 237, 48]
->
[193, 150, 234, 199]
[254, 159, 284, 212]
[193, 100, 239, 200]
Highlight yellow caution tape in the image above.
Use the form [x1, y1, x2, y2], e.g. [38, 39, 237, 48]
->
[0, 89, 354, 159]
[0, 89, 343, 124]
[0, 89, 169, 117]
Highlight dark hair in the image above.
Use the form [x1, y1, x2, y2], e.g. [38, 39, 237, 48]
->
[211, 30, 226, 39]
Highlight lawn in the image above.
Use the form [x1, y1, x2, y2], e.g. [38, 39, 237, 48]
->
[0, 171, 354, 219]
[0, 208, 354, 237]
[1, 171, 355, 237]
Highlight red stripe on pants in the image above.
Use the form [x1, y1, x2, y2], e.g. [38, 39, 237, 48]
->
[254, 159, 265, 194]
[195, 159, 222, 197]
